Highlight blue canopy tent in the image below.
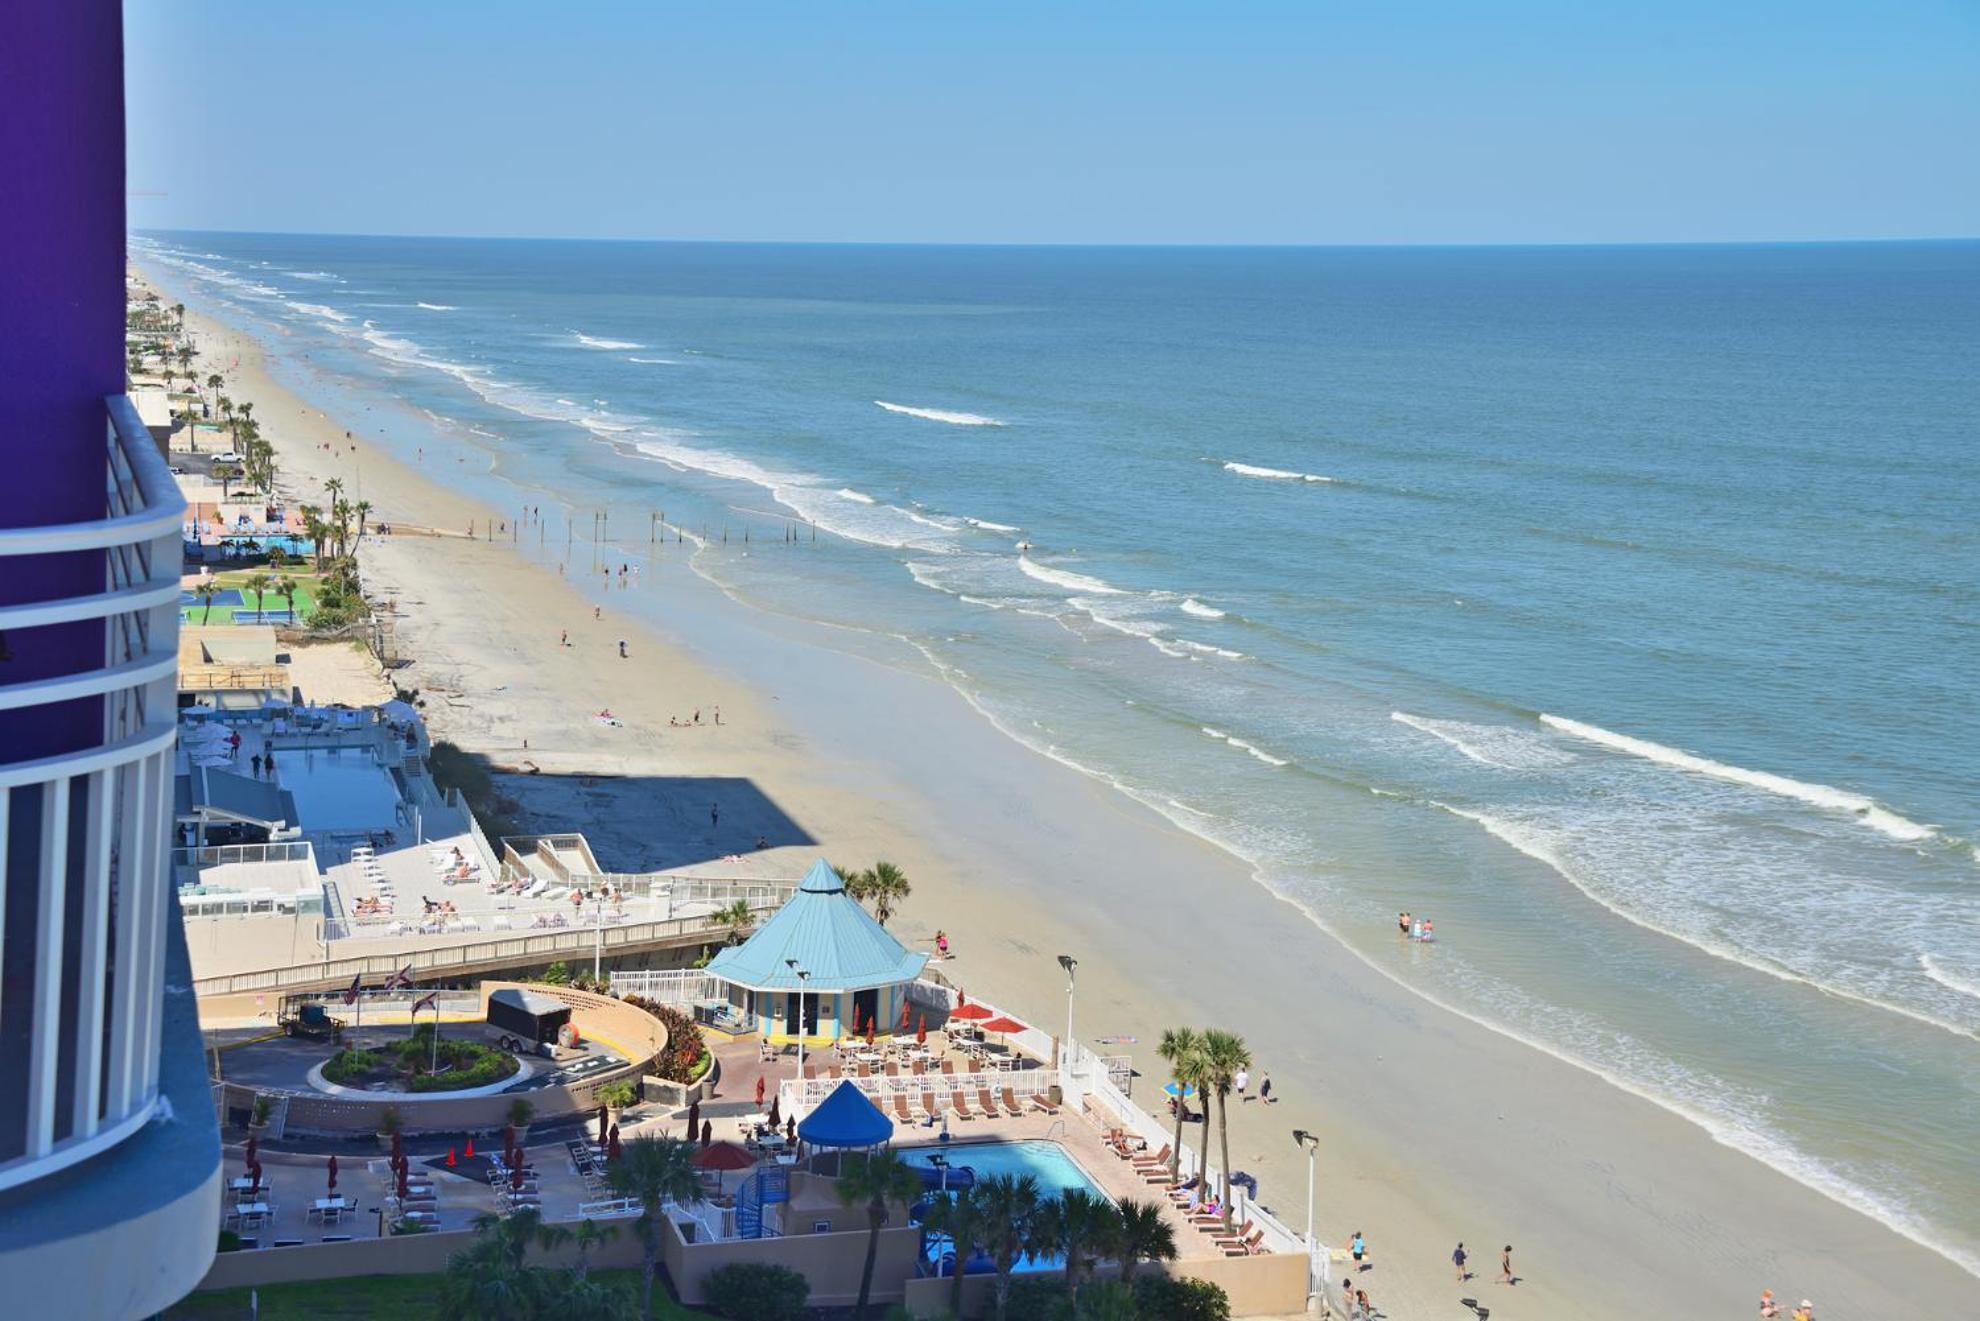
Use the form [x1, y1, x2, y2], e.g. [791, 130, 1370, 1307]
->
[795, 1080, 894, 1150]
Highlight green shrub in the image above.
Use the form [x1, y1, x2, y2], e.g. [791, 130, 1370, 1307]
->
[217, 1229, 243, 1254]
[621, 996, 708, 1083]
[597, 1080, 639, 1109]
[704, 1261, 808, 1321]
[1133, 1275, 1231, 1321]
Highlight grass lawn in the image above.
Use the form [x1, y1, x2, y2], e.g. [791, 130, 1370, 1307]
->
[183, 569, 324, 626]
[167, 1268, 713, 1319]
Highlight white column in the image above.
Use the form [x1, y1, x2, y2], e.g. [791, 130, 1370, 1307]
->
[140, 748, 170, 1096]
[106, 756, 148, 1116]
[26, 776, 72, 1156]
[71, 767, 115, 1138]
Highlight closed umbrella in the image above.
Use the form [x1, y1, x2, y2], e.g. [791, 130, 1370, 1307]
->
[899, 997, 912, 1029]
[767, 1095, 781, 1129]
[390, 1131, 404, 1163]
[244, 1133, 258, 1165]
[596, 1104, 609, 1141]
[511, 1164, 526, 1191]
[700, 1119, 712, 1147]
[327, 1154, 339, 1194]
[917, 1014, 928, 1046]
[865, 1018, 876, 1047]
[687, 1098, 701, 1142]
[396, 1166, 409, 1200]
[754, 1075, 766, 1108]
[608, 1124, 622, 1161]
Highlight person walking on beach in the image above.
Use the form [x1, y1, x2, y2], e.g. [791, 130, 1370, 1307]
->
[1258, 1073, 1273, 1103]
[1759, 1290, 1779, 1318]
[713, 706, 721, 725]
[1351, 1230, 1368, 1271]
[1235, 1066, 1249, 1101]
[1500, 1244, 1515, 1285]
[559, 629, 568, 646]
[1452, 1241, 1468, 1281]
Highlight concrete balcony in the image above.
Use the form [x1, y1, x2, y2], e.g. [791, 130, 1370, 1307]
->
[0, 396, 220, 1315]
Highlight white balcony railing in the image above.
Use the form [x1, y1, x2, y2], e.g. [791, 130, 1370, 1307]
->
[0, 396, 186, 1193]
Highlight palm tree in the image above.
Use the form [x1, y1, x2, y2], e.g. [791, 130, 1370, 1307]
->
[194, 579, 221, 625]
[605, 1134, 703, 1321]
[172, 301, 185, 330]
[217, 464, 243, 501]
[1113, 1197, 1177, 1287]
[835, 1149, 924, 1320]
[354, 499, 373, 541]
[439, 1208, 559, 1321]
[1156, 1027, 1204, 1184]
[713, 898, 752, 945]
[300, 505, 328, 571]
[973, 1171, 1044, 1321]
[245, 571, 272, 623]
[1199, 1028, 1252, 1232]
[205, 371, 222, 405]
[864, 860, 910, 927]
[569, 1217, 619, 1281]
[274, 574, 299, 624]
[1035, 1187, 1121, 1311]
[921, 1186, 989, 1319]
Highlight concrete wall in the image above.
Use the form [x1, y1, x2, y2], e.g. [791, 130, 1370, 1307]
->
[666, 1216, 924, 1309]
[898, 1252, 1309, 1319]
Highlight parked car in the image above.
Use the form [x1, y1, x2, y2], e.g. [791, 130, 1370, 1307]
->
[215, 450, 243, 463]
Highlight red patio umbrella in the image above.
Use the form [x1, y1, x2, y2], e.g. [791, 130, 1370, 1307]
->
[950, 1002, 994, 1022]
[865, 1019, 876, 1046]
[326, 1154, 339, 1193]
[978, 1015, 1026, 1052]
[754, 1075, 766, 1107]
[692, 1139, 756, 1196]
[502, 1123, 515, 1155]
[899, 997, 912, 1029]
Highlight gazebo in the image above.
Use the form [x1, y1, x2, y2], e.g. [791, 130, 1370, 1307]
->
[707, 858, 929, 1047]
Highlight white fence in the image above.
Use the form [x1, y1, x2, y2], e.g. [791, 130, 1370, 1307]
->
[607, 969, 720, 1004]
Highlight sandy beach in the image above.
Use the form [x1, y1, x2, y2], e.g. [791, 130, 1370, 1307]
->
[170, 287, 1975, 1321]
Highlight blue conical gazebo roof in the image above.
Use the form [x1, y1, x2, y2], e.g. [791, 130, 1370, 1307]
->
[796, 1080, 895, 1148]
[706, 859, 928, 992]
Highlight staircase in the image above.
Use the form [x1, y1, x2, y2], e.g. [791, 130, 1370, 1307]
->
[734, 1164, 789, 1239]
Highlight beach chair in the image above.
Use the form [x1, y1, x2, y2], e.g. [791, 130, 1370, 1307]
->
[976, 1087, 1004, 1119]
[951, 1092, 977, 1121]
[1028, 1092, 1060, 1115]
[1000, 1087, 1025, 1116]
[892, 1094, 917, 1125]
[920, 1092, 942, 1120]
[1222, 1229, 1265, 1257]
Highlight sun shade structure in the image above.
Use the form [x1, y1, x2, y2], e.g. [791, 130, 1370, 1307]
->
[707, 858, 931, 1044]
[795, 1080, 895, 1149]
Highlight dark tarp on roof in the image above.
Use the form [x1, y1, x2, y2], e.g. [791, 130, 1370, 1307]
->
[796, 1079, 894, 1149]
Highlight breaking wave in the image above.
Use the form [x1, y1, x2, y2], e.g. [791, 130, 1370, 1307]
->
[1223, 460, 1333, 483]
[573, 332, 643, 350]
[875, 400, 1006, 427]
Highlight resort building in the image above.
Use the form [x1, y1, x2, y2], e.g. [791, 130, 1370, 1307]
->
[177, 623, 291, 709]
[0, 2, 222, 1312]
[707, 858, 929, 1043]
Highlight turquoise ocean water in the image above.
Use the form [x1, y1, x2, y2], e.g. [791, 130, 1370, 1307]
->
[138, 234, 1980, 1270]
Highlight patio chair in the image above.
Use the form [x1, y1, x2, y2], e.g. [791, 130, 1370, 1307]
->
[951, 1092, 977, 1121]
[892, 1094, 916, 1125]
[976, 1088, 1004, 1118]
[920, 1091, 942, 1120]
[1028, 1092, 1060, 1115]
[1222, 1230, 1265, 1258]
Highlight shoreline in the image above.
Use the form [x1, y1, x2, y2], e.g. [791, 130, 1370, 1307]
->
[161, 271, 1979, 1319]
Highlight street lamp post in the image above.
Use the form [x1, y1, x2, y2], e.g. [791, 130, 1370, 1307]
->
[591, 891, 606, 985]
[1293, 1129, 1320, 1298]
[786, 959, 811, 1084]
[1056, 954, 1078, 1079]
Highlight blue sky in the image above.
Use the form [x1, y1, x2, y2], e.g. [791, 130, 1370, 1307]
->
[125, 1, 1980, 244]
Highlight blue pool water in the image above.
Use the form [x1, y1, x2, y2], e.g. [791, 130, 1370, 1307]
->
[273, 749, 400, 832]
[909, 1140, 1107, 1274]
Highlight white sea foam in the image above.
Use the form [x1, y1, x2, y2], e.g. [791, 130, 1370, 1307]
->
[1540, 714, 1935, 842]
[573, 332, 643, 350]
[1178, 639, 1247, 660]
[284, 301, 350, 323]
[1018, 556, 1122, 595]
[1921, 955, 1980, 1001]
[287, 270, 342, 282]
[1434, 800, 1979, 1041]
[1196, 726, 1289, 766]
[1393, 711, 1576, 771]
[836, 488, 877, 504]
[416, 302, 458, 311]
[966, 518, 1020, 533]
[1223, 460, 1333, 483]
[628, 356, 681, 364]
[1180, 597, 1225, 619]
[1078, 604, 1167, 640]
[874, 400, 1006, 427]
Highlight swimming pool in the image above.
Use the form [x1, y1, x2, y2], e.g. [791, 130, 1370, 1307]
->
[274, 748, 400, 832]
[908, 1140, 1107, 1274]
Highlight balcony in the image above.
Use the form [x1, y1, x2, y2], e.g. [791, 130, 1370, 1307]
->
[0, 397, 220, 1315]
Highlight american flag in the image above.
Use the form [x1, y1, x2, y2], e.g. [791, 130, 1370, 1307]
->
[342, 971, 362, 1005]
